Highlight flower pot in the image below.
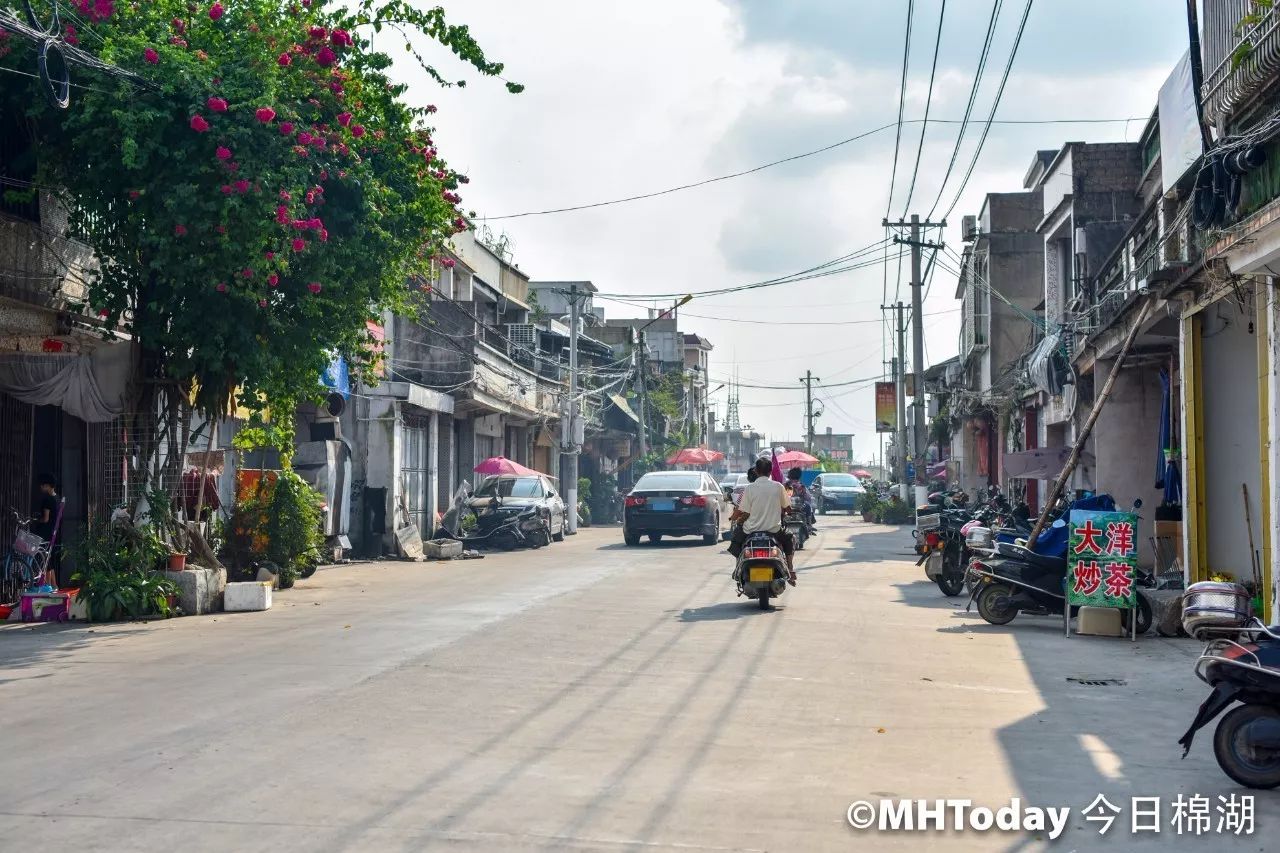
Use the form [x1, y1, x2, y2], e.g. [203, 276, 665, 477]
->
[167, 552, 187, 571]
[861, 511, 876, 523]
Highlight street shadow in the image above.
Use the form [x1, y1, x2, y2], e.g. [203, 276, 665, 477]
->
[678, 601, 783, 621]
[0, 621, 135, 674]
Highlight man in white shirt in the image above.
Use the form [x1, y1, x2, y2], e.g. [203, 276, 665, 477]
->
[731, 458, 796, 585]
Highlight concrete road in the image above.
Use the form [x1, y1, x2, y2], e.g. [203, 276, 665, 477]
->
[1, 515, 1275, 852]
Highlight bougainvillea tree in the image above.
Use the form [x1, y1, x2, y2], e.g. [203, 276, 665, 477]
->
[0, 0, 516, 454]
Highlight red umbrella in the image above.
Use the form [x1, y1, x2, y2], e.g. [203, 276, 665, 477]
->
[666, 447, 725, 466]
[852, 469, 872, 478]
[473, 456, 540, 477]
[774, 449, 819, 466]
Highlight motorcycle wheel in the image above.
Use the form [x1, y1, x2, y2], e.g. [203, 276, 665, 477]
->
[757, 590, 770, 610]
[1213, 704, 1280, 789]
[976, 584, 1017, 625]
[1120, 592, 1153, 635]
[936, 574, 965, 597]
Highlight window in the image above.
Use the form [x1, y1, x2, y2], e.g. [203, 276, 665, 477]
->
[634, 473, 703, 491]
[822, 474, 857, 487]
[474, 476, 545, 498]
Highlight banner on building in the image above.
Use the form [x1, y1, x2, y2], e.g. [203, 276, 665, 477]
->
[1158, 50, 1205, 194]
[875, 382, 896, 433]
[1066, 509, 1139, 638]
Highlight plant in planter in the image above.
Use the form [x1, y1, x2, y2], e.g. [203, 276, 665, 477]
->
[876, 497, 915, 525]
[221, 471, 324, 585]
[71, 522, 177, 621]
[578, 477, 593, 527]
[858, 491, 882, 522]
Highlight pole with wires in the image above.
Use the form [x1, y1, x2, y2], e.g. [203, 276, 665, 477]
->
[564, 284, 583, 534]
[802, 370, 819, 454]
[895, 303, 909, 502]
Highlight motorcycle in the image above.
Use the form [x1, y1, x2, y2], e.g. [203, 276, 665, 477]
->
[734, 530, 789, 610]
[915, 493, 1006, 597]
[1179, 615, 1280, 789]
[966, 496, 1153, 634]
[784, 498, 809, 551]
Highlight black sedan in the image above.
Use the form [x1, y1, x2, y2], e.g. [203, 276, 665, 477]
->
[811, 472, 866, 515]
[623, 471, 725, 546]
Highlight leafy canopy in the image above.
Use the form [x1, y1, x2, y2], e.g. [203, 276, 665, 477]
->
[1, 0, 517, 419]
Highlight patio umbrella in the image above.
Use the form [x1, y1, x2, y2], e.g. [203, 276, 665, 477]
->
[667, 447, 725, 466]
[774, 449, 819, 467]
[473, 456, 540, 477]
[852, 469, 872, 478]
[927, 460, 948, 479]
[1001, 448, 1095, 480]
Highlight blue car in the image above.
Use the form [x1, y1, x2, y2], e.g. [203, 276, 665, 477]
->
[811, 472, 865, 515]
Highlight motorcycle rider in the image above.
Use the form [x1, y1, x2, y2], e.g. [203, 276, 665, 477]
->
[730, 458, 797, 585]
[785, 467, 817, 533]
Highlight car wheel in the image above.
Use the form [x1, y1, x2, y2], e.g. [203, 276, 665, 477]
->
[624, 530, 640, 546]
[552, 512, 566, 542]
[702, 513, 719, 545]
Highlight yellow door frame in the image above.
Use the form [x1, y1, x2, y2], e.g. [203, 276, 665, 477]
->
[1182, 312, 1209, 583]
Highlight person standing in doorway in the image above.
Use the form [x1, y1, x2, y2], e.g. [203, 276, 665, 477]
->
[32, 474, 61, 587]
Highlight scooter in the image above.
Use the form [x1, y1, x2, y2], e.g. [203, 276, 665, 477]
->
[1179, 620, 1280, 788]
[734, 531, 788, 610]
[784, 503, 809, 551]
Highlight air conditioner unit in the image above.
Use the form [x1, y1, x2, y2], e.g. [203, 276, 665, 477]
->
[961, 215, 978, 242]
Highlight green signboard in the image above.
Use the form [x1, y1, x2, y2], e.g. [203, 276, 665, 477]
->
[1067, 510, 1138, 608]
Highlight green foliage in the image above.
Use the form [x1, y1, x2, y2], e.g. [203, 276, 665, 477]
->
[71, 523, 176, 621]
[223, 471, 324, 574]
[857, 490, 882, 515]
[577, 476, 592, 525]
[876, 497, 914, 525]
[0, 0, 518, 432]
[647, 373, 684, 421]
[589, 472, 619, 524]
[816, 454, 844, 473]
[631, 451, 666, 480]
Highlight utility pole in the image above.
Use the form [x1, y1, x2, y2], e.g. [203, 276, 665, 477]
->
[563, 284, 583, 534]
[634, 328, 648, 461]
[886, 215, 945, 507]
[801, 370, 818, 454]
[894, 304, 907, 502]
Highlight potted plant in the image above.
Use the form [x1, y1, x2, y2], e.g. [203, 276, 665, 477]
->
[167, 551, 188, 571]
[858, 491, 881, 523]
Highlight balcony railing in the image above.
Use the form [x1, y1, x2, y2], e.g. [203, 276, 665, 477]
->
[1203, 0, 1280, 126]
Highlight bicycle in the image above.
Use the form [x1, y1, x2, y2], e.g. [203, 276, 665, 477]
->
[0, 511, 53, 603]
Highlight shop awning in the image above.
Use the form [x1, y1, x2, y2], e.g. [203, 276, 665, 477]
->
[1003, 447, 1095, 480]
[608, 393, 640, 424]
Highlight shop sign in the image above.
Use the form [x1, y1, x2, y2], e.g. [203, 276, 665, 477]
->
[1067, 510, 1138, 609]
[875, 382, 896, 433]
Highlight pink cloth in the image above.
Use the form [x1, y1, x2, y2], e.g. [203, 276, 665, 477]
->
[771, 449, 785, 484]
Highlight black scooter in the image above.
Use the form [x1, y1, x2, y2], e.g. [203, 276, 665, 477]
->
[1180, 622, 1280, 788]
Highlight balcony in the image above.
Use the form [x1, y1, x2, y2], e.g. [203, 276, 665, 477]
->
[0, 207, 93, 312]
[1202, 0, 1280, 126]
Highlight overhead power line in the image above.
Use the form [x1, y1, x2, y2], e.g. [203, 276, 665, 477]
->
[480, 116, 1144, 222]
[901, 0, 948, 217]
[925, 0, 1003, 221]
[885, 0, 916, 219]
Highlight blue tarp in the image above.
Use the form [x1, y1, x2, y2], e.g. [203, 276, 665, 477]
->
[321, 353, 350, 399]
[1033, 494, 1117, 556]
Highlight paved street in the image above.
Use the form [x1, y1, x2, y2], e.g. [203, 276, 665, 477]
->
[1, 516, 1275, 852]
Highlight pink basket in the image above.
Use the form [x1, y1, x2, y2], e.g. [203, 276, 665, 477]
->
[13, 530, 44, 557]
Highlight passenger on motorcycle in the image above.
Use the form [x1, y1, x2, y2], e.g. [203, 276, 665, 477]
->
[785, 467, 817, 532]
[729, 458, 797, 585]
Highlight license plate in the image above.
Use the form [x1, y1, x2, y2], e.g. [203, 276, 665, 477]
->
[650, 499, 675, 511]
[748, 567, 774, 583]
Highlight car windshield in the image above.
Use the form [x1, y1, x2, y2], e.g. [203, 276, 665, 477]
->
[635, 473, 703, 491]
[475, 476, 543, 498]
[735, 474, 750, 485]
[822, 475, 857, 487]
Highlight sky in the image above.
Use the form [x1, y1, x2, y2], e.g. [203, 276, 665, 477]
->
[385, 0, 1190, 464]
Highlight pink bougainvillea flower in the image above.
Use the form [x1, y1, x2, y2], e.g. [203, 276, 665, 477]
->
[310, 135, 326, 149]
[440, 257, 456, 269]
[174, 224, 187, 236]
[207, 96, 228, 113]
[267, 273, 279, 287]
[144, 47, 159, 64]
[292, 238, 305, 252]
[290, 219, 307, 230]
[171, 16, 185, 33]
[235, 179, 250, 194]
[265, 251, 276, 261]
[65, 25, 79, 45]
[319, 228, 329, 242]
[307, 282, 322, 294]
[425, 104, 438, 114]
[308, 25, 327, 40]
[98, 308, 110, 318]
[258, 299, 268, 308]
[277, 52, 292, 67]
[169, 37, 187, 48]
[275, 206, 289, 224]
[241, 268, 254, 278]
[255, 106, 276, 123]
[215, 282, 228, 293]
[278, 190, 291, 200]
[128, 190, 140, 200]
[307, 217, 322, 230]
[319, 171, 329, 181]
[338, 170, 347, 179]
[208, 2, 224, 21]
[220, 184, 232, 195]
[215, 146, 232, 161]
[297, 131, 313, 145]
[315, 46, 336, 67]
[351, 125, 365, 138]
[196, 49, 208, 61]
[293, 145, 309, 158]
[330, 28, 353, 47]
[279, 121, 294, 135]
[215, 225, 226, 234]
[304, 191, 316, 204]
[338, 143, 349, 156]
[336, 112, 352, 128]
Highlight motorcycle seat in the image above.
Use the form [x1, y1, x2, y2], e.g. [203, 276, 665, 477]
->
[996, 541, 1066, 572]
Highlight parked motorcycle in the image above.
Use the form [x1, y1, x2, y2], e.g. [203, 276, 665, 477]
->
[734, 531, 789, 610]
[915, 493, 1008, 597]
[1179, 588, 1280, 788]
[784, 499, 809, 551]
[967, 496, 1153, 634]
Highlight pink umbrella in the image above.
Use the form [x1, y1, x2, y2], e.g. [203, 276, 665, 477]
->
[473, 456, 540, 477]
[774, 449, 819, 466]
[667, 447, 725, 466]
[852, 469, 872, 478]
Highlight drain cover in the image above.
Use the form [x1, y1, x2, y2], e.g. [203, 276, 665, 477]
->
[1067, 677, 1127, 687]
